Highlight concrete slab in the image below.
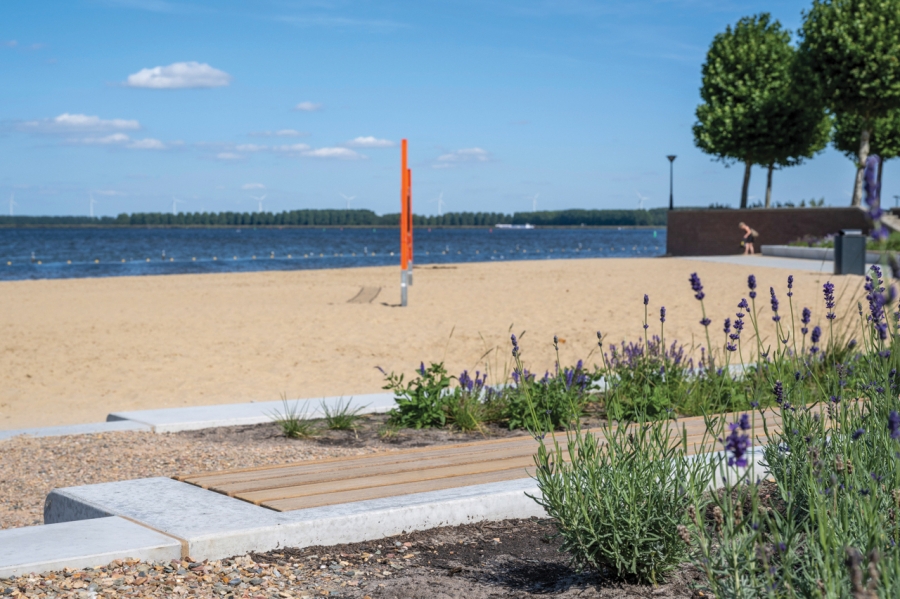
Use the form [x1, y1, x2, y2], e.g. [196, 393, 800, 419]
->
[761, 244, 882, 264]
[106, 392, 397, 433]
[0, 420, 151, 441]
[683, 253, 886, 275]
[0, 517, 180, 578]
[45, 476, 545, 561]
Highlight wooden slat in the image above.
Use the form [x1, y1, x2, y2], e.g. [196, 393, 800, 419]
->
[264, 467, 538, 511]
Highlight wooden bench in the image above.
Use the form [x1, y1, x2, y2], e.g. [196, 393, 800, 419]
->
[176, 410, 783, 512]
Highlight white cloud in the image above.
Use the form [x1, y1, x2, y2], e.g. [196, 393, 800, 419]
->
[272, 143, 312, 152]
[294, 101, 322, 112]
[235, 143, 266, 152]
[216, 152, 242, 161]
[434, 147, 491, 167]
[4, 41, 17, 48]
[125, 61, 231, 89]
[242, 183, 266, 190]
[302, 147, 362, 159]
[345, 136, 394, 148]
[127, 138, 165, 150]
[81, 133, 132, 145]
[247, 129, 308, 138]
[21, 113, 141, 133]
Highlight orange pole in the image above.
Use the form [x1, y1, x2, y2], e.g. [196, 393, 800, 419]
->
[400, 139, 408, 271]
[407, 168, 413, 267]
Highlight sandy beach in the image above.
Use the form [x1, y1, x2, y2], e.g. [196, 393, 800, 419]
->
[0, 257, 866, 430]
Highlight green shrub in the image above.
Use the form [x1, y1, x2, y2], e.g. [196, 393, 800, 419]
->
[383, 362, 452, 429]
[500, 361, 591, 430]
[532, 418, 715, 584]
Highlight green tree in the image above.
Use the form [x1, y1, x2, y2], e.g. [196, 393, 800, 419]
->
[695, 15, 817, 208]
[833, 109, 900, 194]
[798, 0, 900, 205]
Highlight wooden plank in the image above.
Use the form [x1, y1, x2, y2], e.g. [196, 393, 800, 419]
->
[264, 466, 538, 511]
[240, 454, 538, 504]
[212, 441, 556, 495]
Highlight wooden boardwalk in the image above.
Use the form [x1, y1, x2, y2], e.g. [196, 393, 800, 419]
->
[177, 411, 782, 512]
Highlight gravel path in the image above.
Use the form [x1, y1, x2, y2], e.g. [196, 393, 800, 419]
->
[0, 429, 376, 530]
[0, 518, 697, 598]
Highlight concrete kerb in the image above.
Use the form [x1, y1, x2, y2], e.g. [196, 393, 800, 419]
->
[45, 476, 546, 562]
[0, 517, 181, 579]
[106, 392, 397, 433]
[0, 420, 152, 441]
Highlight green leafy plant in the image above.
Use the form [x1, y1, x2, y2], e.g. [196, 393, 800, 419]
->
[268, 396, 317, 439]
[321, 397, 366, 431]
[383, 362, 452, 429]
[532, 418, 715, 584]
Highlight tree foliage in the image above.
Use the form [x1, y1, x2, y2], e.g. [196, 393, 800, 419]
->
[798, 0, 900, 204]
[833, 109, 900, 161]
[694, 14, 827, 207]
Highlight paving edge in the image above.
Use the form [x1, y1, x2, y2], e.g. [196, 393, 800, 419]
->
[0, 517, 181, 578]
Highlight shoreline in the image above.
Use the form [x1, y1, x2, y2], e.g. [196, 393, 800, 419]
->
[0, 257, 862, 430]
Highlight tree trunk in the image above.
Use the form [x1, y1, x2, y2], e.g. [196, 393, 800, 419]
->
[852, 128, 871, 206]
[877, 154, 884, 201]
[765, 164, 774, 208]
[740, 160, 752, 209]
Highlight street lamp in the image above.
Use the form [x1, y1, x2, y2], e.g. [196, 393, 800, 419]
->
[667, 155, 677, 210]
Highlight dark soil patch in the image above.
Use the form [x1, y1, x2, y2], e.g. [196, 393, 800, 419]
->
[175, 411, 608, 450]
[251, 517, 702, 598]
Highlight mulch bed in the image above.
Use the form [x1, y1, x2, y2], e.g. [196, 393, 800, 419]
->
[178, 412, 609, 450]
[1, 518, 702, 598]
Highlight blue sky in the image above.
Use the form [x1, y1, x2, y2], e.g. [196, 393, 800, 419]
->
[1, 0, 892, 217]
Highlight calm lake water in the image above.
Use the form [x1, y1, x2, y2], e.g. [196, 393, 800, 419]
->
[0, 227, 666, 281]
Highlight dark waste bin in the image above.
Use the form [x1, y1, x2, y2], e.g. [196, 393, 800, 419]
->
[834, 229, 866, 275]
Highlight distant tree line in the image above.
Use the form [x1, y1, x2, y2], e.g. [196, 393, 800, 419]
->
[0, 208, 668, 228]
[694, 2, 900, 207]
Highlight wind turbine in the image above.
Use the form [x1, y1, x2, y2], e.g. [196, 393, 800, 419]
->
[89, 193, 98, 218]
[531, 193, 539, 212]
[250, 195, 266, 213]
[8, 193, 17, 216]
[340, 194, 356, 209]
[430, 191, 445, 216]
[172, 196, 184, 215]
[636, 192, 648, 211]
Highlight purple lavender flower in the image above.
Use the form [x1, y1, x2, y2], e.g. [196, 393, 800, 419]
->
[724, 420, 751, 468]
[770, 287, 781, 322]
[689, 273, 705, 301]
[419, 362, 426, 376]
[738, 298, 749, 311]
[852, 428, 866, 441]
[823, 282, 836, 320]
[511, 334, 520, 357]
[700, 317, 711, 327]
[596, 331, 602, 348]
[748, 275, 757, 299]
[644, 294, 649, 306]
[724, 318, 732, 335]
[889, 411, 900, 440]
[660, 306, 666, 323]
[811, 326, 821, 345]
[565, 368, 575, 389]
[787, 275, 794, 298]
[801, 307, 811, 336]
[738, 413, 750, 430]
[773, 380, 783, 404]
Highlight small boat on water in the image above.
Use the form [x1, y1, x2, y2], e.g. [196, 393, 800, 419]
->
[495, 223, 535, 230]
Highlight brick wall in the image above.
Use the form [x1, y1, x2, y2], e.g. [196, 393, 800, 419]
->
[666, 208, 872, 256]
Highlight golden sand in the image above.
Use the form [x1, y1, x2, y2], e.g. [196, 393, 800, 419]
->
[0, 257, 865, 429]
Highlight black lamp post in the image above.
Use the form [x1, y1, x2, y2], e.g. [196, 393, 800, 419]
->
[667, 155, 677, 210]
